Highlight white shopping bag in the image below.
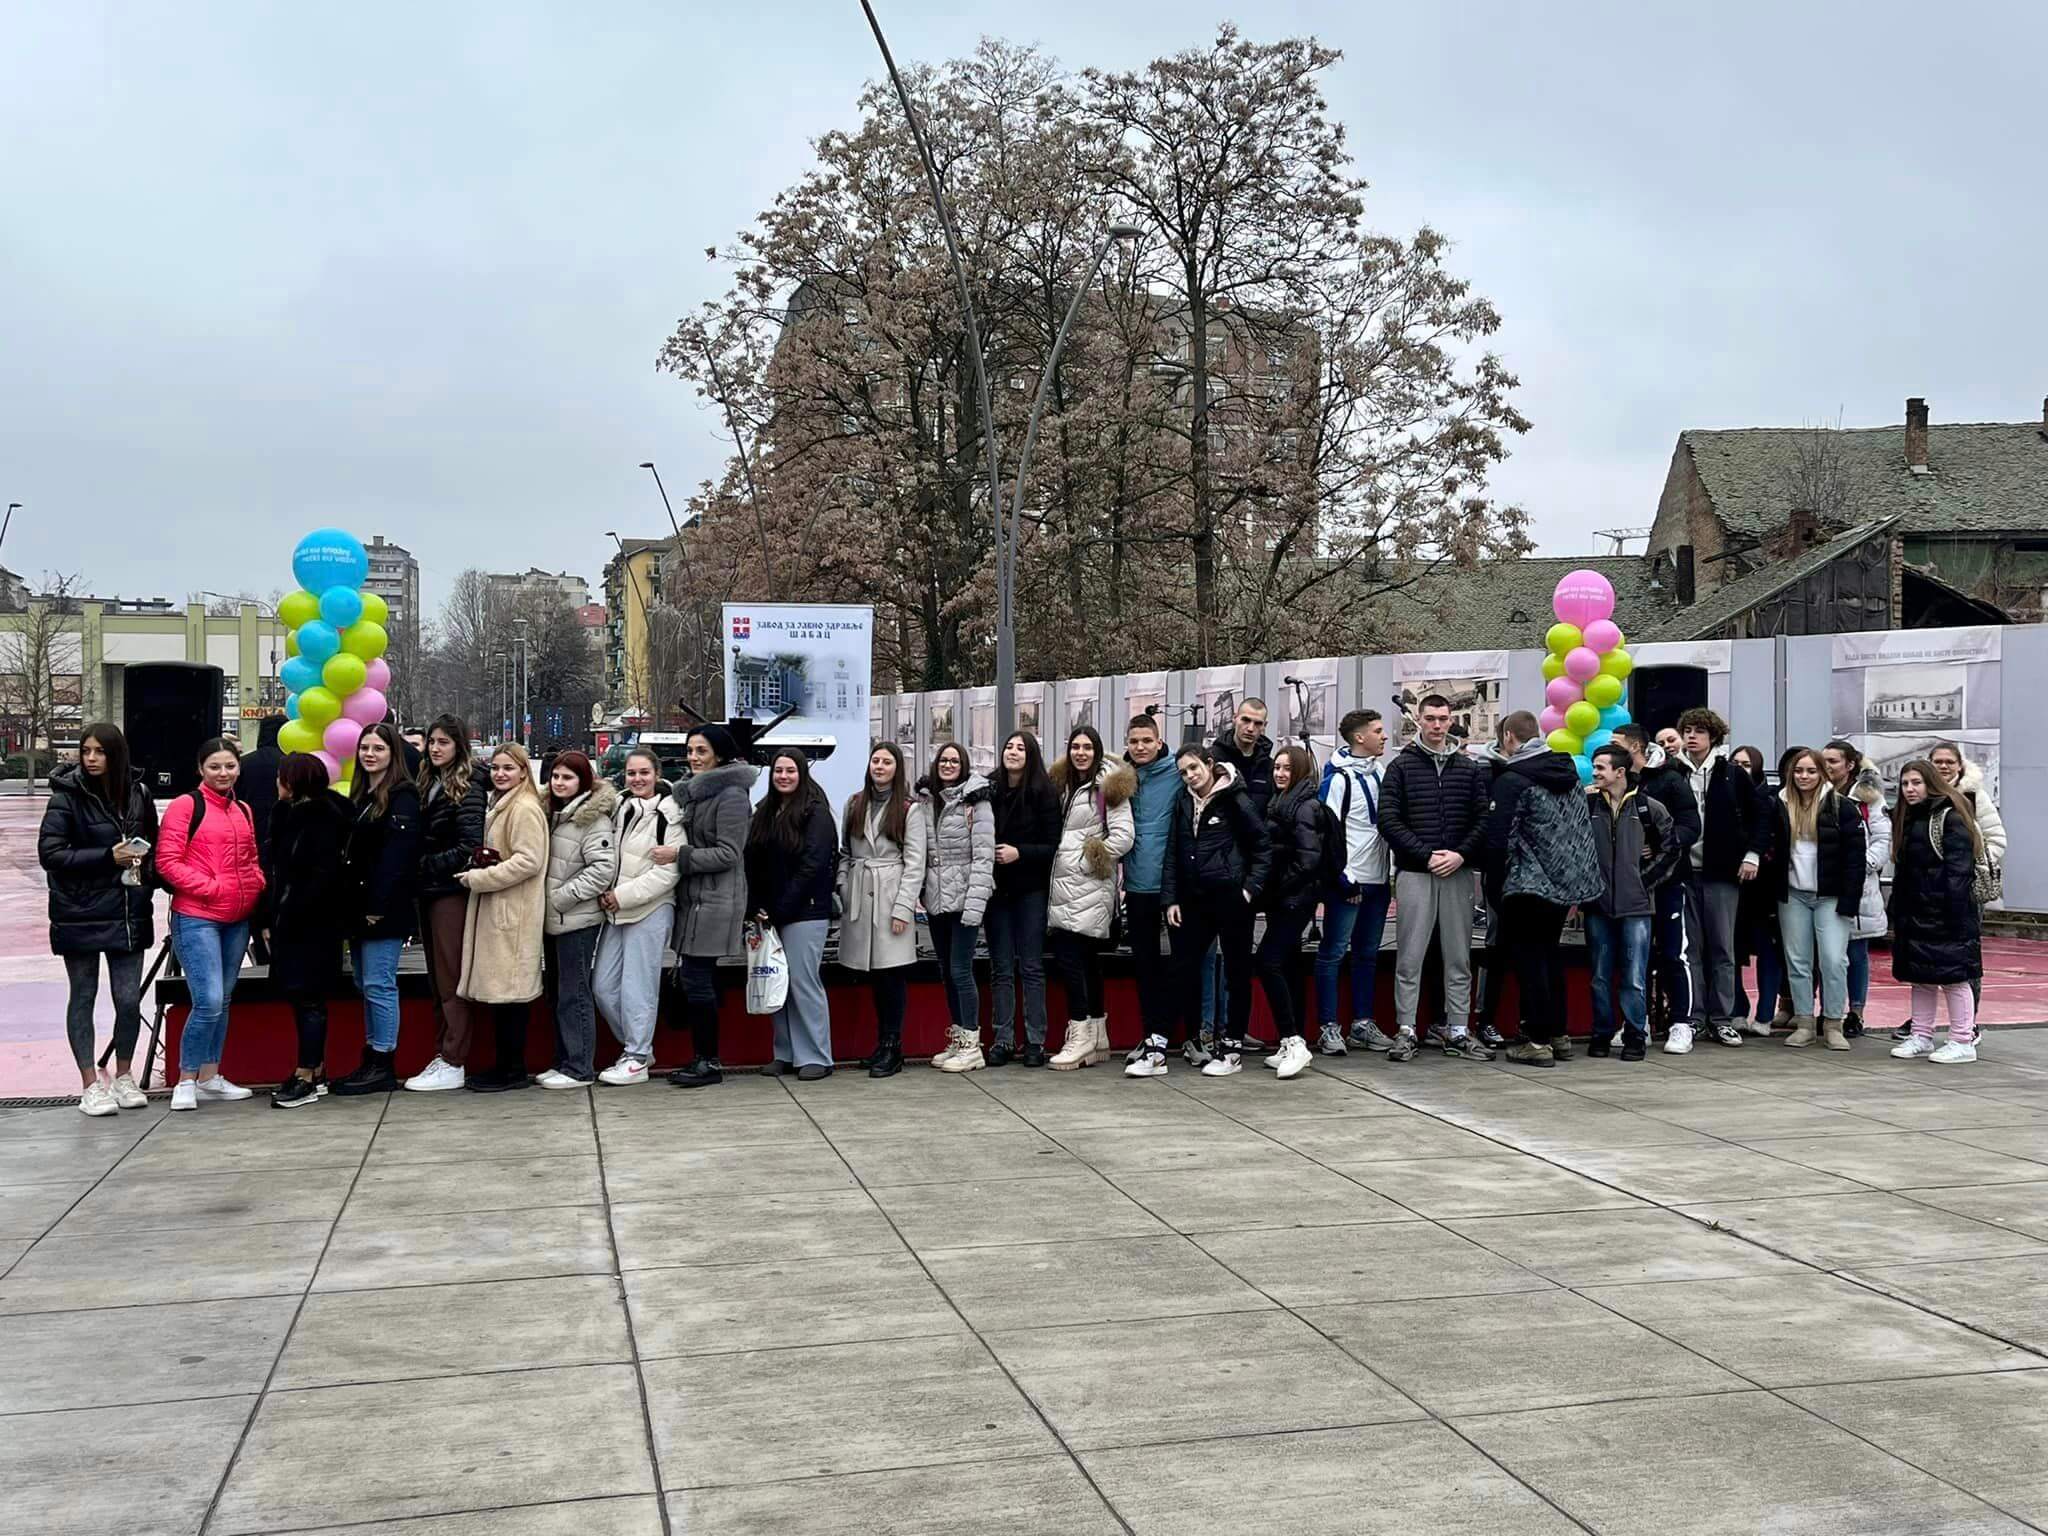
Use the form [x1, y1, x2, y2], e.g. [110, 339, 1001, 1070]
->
[745, 920, 789, 1014]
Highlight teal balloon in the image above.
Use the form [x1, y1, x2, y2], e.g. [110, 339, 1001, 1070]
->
[292, 528, 368, 593]
[1598, 703, 1632, 730]
[1585, 728, 1615, 752]
[280, 654, 321, 693]
[284, 692, 301, 720]
[318, 584, 364, 630]
[296, 619, 340, 664]
[1573, 754, 1595, 786]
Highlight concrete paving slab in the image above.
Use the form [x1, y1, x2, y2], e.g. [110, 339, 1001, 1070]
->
[986, 1309, 1424, 1449]
[0, 1177, 91, 1238]
[1636, 1097, 1896, 1140]
[51, 1163, 355, 1235]
[828, 1126, 1083, 1186]
[642, 1333, 1056, 1489]
[1581, 1272, 2043, 1386]
[1194, 1217, 1555, 1308]
[1795, 1089, 2048, 1132]
[1936, 1124, 2048, 1163]
[276, 1273, 631, 1389]
[1457, 1389, 2031, 1535]
[793, 1087, 1024, 1136]
[0, 1293, 297, 1413]
[0, 1218, 331, 1313]
[600, 1138, 857, 1202]
[870, 1171, 1173, 1251]
[1342, 1153, 1648, 1219]
[280, 1499, 666, 1536]
[1050, 1120, 1295, 1176]
[0, 1393, 254, 1536]
[121, 1116, 377, 1175]
[624, 1251, 965, 1358]
[1740, 1131, 2048, 1189]
[1257, 1112, 1506, 1162]
[922, 1233, 1276, 1330]
[1845, 1253, 2048, 1354]
[1546, 1142, 1868, 1204]
[1673, 1191, 2048, 1268]
[609, 1189, 904, 1270]
[0, 1102, 166, 1142]
[1899, 1181, 2048, 1243]
[367, 1113, 596, 1166]
[344, 1153, 604, 1217]
[1112, 1154, 1419, 1234]
[668, 1454, 1123, 1534]
[212, 1362, 654, 1533]
[0, 1133, 148, 1185]
[1443, 1207, 1809, 1287]
[313, 1206, 613, 1292]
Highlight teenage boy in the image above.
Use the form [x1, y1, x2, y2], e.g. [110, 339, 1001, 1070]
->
[1317, 709, 1390, 1053]
[1674, 707, 1770, 1052]
[1586, 744, 1680, 1061]
[1613, 723, 1700, 1040]
[1121, 713, 1184, 1055]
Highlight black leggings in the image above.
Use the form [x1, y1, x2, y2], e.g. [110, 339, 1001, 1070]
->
[1255, 902, 1317, 1042]
[1051, 929, 1108, 1019]
[676, 954, 723, 1063]
[492, 1002, 531, 1071]
[868, 967, 909, 1045]
[63, 950, 144, 1071]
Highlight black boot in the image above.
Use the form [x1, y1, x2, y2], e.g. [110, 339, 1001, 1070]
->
[331, 1047, 396, 1096]
[669, 1058, 723, 1088]
[1843, 1009, 1865, 1040]
[867, 1036, 904, 1078]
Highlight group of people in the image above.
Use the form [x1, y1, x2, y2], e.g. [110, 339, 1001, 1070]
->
[39, 692, 2002, 1117]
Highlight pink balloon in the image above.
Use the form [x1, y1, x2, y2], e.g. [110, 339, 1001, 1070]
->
[1582, 618, 1623, 654]
[323, 717, 364, 760]
[1564, 646, 1603, 683]
[1545, 677, 1583, 710]
[342, 687, 389, 725]
[1538, 705, 1566, 736]
[364, 658, 391, 692]
[313, 750, 343, 784]
[1552, 568, 1617, 628]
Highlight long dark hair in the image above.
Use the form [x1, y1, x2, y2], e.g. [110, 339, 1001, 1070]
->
[278, 752, 330, 801]
[77, 721, 133, 814]
[844, 740, 910, 848]
[1061, 726, 1107, 807]
[417, 712, 474, 803]
[549, 749, 596, 811]
[925, 741, 971, 798]
[994, 730, 1054, 815]
[350, 722, 408, 821]
[1893, 757, 1983, 861]
[750, 747, 829, 852]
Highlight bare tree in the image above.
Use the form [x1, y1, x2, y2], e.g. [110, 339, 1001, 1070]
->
[1776, 413, 1863, 527]
[0, 573, 85, 786]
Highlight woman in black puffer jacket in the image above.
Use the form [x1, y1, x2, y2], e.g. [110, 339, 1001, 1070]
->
[1888, 759, 1984, 1065]
[263, 753, 355, 1106]
[1255, 744, 1330, 1080]
[412, 715, 489, 1081]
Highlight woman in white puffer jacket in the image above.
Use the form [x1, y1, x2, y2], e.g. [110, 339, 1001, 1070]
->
[591, 748, 682, 1085]
[1824, 740, 1890, 1037]
[1046, 726, 1135, 1069]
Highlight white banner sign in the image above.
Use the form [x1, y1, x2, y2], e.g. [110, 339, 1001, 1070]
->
[1632, 639, 1732, 675]
[1833, 626, 2001, 669]
[723, 602, 874, 814]
[1391, 650, 1509, 684]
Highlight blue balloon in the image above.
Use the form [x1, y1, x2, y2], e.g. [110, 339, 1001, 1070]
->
[280, 654, 321, 693]
[284, 692, 301, 720]
[1585, 728, 1615, 753]
[318, 584, 364, 630]
[297, 619, 341, 665]
[1598, 703, 1632, 730]
[291, 528, 368, 593]
[1573, 753, 1595, 786]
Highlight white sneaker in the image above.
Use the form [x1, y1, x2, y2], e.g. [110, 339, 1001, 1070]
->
[535, 1068, 582, 1090]
[598, 1057, 648, 1087]
[1930, 1039, 1979, 1065]
[109, 1073, 148, 1109]
[1738, 1018, 1774, 1037]
[1200, 1049, 1243, 1077]
[195, 1076, 253, 1101]
[1124, 1034, 1170, 1077]
[78, 1080, 119, 1117]
[1891, 1034, 1936, 1059]
[1663, 1023, 1695, 1055]
[170, 1080, 198, 1111]
[1263, 1045, 1285, 1070]
[939, 1035, 986, 1073]
[1273, 1037, 1314, 1080]
[404, 1057, 466, 1092]
[1050, 1021, 1095, 1071]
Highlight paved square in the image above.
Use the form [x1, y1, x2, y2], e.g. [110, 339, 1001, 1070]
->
[7, 1028, 2048, 1532]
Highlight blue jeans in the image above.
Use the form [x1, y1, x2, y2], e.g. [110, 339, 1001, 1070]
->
[351, 937, 404, 1051]
[1779, 891, 1850, 1022]
[1847, 938, 1870, 1010]
[1314, 883, 1391, 1027]
[926, 912, 981, 1035]
[1584, 912, 1650, 1043]
[171, 913, 250, 1072]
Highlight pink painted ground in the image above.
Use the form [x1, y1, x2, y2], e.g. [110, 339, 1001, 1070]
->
[5, 789, 2046, 1099]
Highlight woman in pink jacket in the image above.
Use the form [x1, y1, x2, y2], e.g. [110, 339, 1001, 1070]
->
[156, 736, 266, 1110]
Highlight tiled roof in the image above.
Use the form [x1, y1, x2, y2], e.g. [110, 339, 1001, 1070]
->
[1638, 519, 1895, 641]
[1365, 554, 1680, 651]
[1684, 420, 2048, 538]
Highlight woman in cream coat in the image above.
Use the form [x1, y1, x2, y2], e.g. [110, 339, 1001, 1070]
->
[452, 744, 551, 1092]
[837, 742, 929, 1078]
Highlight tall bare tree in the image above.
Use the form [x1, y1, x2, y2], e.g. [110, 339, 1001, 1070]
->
[0, 573, 85, 785]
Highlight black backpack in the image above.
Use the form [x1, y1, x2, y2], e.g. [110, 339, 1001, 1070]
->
[1311, 799, 1348, 894]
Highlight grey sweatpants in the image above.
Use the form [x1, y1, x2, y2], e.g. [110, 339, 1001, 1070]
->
[594, 905, 675, 1061]
[1393, 867, 1478, 1033]
[772, 919, 833, 1069]
[1687, 876, 1742, 1029]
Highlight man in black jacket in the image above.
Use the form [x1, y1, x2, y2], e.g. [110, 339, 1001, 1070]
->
[1213, 699, 1275, 817]
[1614, 724, 1700, 1036]
[1674, 707, 1770, 1052]
[1587, 744, 1680, 1060]
[1379, 694, 1493, 1062]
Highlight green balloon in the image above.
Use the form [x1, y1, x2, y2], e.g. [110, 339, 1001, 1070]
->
[322, 652, 368, 696]
[1541, 652, 1566, 681]
[1564, 700, 1601, 737]
[1600, 646, 1634, 680]
[359, 590, 389, 627]
[1585, 674, 1624, 709]
[1547, 728, 1584, 756]
[299, 686, 342, 728]
[278, 718, 321, 754]
[1546, 622, 1583, 656]
[278, 589, 320, 628]
[340, 619, 389, 661]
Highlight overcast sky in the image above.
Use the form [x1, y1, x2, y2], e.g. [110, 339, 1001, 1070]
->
[3, 0, 2042, 620]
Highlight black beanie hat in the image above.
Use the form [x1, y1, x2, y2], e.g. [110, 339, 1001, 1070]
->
[692, 723, 740, 764]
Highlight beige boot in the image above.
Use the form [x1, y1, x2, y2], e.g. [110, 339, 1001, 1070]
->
[1784, 1016, 1817, 1048]
[1084, 1016, 1111, 1066]
[1821, 1016, 1851, 1051]
[1049, 1021, 1094, 1070]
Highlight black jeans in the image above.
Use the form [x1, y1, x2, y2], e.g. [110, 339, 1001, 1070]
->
[1255, 901, 1317, 1042]
[492, 1002, 531, 1072]
[869, 966, 909, 1046]
[63, 949, 145, 1071]
[985, 886, 1049, 1048]
[293, 1001, 328, 1073]
[1174, 887, 1255, 1048]
[1050, 928, 1107, 1020]
[1500, 895, 1569, 1044]
[1125, 891, 1176, 1040]
[675, 953, 723, 1063]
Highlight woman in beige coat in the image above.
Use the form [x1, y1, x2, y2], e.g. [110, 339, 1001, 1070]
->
[453, 744, 550, 1092]
[837, 742, 928, 1078]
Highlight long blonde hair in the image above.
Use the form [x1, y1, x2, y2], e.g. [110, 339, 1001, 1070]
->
[1779, 747, 1829, 843]
[487, 744, 543, 814]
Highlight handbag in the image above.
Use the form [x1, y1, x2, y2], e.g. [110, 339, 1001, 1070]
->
[744, 919, 790, 1013]
[1933, 806, 2002, 906]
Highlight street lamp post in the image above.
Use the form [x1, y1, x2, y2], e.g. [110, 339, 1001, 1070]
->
[514, 620, 530, 752]
[1, 502, 19, 559]
[606, 530, 653, 726]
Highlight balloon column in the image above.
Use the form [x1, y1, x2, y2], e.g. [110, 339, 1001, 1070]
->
[273, 529, 394, 787]
[1536, 569, 1633, 786]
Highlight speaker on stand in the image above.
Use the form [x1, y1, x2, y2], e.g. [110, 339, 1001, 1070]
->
[124, 661, 226, 800]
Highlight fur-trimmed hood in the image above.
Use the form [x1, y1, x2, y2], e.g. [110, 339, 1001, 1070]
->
[680, 760, 758, 804]
[1848, 762, 1886, 808]
[1957, 759, 1990, 798]
[926, 770, 993, 807]
[557, 780, 619, 828]
[1052, 756, 1135, 807]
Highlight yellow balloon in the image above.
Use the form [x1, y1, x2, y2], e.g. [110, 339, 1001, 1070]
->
[298, 686, 342, 728]
[1600, 646, 1634, 681]
[278, 719, 321, 754]
[358, 590, 389, 627]
[1541, 652, 1566, 682]
[1547, 729, 1583, 755]
[278, 589, 321, 628]
[284, 628, 300, 658]
[1564, 700, 1601, 737]
[322, 653, 368, 696]
[1585, 674, 1624, 709]
[1546, 622, 1582, 656]
[340, 620, 388, 661]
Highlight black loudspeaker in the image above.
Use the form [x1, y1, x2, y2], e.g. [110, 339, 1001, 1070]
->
[125, 662, 226, 799]
[1632, 666, 1710, 738]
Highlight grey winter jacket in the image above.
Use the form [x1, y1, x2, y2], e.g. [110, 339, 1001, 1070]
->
[921, 772, 995, 926]
[1587, 788, 1679, 919]
[672, 761, 757, 959]
[544, 783, 619, 936]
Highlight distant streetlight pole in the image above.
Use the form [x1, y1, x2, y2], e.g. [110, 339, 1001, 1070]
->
[0, 502, 19, 559]
[696, 346, 779, 590]
[514, 619, 531, 751]
[606, 530, 653, 725]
